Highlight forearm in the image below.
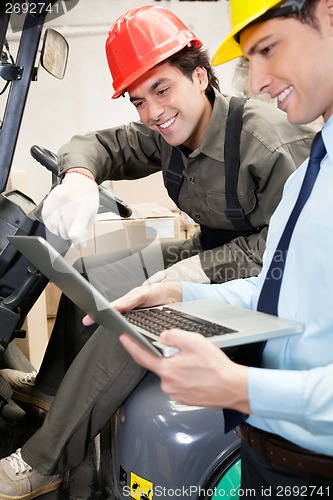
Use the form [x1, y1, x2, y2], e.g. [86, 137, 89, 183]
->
[200, 228, 267, 283]
[57, 123, 162, 181]
[217, 359, 250, 413]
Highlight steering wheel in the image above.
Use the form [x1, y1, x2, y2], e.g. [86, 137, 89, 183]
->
[30, 145, 132, 218]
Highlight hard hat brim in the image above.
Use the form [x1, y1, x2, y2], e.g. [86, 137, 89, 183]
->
[211, 33, 243, 66]
[111, 38, 202, 99]
[211, 0, 281, 66]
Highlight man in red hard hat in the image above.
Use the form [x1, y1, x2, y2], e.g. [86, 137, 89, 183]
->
[0, 5, 315, 498]
[107, 5, 203, 99]
[41, 4, 312, 286]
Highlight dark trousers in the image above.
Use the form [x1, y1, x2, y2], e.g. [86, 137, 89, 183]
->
[241, 441, 333, 498]
[22, 323, 147, 475]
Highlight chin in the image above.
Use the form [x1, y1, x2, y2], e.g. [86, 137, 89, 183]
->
[165, 135, 183, 147]
[286, 104, 321, 127]
[285, 111, 306, 125]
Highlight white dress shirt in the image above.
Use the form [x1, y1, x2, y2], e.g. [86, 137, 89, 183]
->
[182, 115, 333, 456]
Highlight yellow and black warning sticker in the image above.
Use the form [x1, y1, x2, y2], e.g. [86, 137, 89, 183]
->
[130, 471, 154, 500]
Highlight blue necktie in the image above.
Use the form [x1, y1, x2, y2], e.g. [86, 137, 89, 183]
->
[257, 131, 326, 315]
[224, 131, 326, 433]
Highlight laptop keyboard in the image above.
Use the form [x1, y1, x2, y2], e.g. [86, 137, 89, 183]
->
[124, 307, 237, 338]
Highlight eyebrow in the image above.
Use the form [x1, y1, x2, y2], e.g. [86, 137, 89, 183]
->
[129, 78, 171, 102]
[246, 34, 275, 56]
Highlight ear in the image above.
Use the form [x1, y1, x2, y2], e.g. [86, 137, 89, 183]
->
[193, 66, 209, 91]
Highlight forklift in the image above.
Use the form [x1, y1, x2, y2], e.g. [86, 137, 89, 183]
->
[0, 2, 241, 498]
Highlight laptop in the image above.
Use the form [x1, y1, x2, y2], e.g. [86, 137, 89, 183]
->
[9, 235, 304, 358]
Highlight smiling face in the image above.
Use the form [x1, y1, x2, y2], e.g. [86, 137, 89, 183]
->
[127, 62, 212, 150]
[239, 1, 333, 124]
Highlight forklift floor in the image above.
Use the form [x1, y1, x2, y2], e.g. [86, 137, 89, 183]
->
[0, 401, 109, 500]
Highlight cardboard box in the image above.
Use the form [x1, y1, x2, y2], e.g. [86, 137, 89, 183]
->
[110, 173, 177, 211]
[63, 203, 181, 265]
[94, 202, 180, 254]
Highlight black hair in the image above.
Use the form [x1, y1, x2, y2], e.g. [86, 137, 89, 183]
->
[166, 45, 220, 105]
[287, 0, 321, 30]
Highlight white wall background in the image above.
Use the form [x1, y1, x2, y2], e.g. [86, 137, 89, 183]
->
[4, 0, 237, 205]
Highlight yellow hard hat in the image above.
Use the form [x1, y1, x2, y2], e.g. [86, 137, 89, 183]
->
[212, 0, 305, 66]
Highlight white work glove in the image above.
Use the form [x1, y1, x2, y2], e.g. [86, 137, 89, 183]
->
[143, 254, 210, 285]
[41, 171, 99, 244]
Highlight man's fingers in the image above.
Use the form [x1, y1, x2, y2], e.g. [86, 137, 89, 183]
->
[159, 328, 204, 351]
[82, 314, 95, 326]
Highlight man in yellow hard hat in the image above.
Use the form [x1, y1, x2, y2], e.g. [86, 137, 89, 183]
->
[116, 0, 333, 496]
[0, 4, 316, 499]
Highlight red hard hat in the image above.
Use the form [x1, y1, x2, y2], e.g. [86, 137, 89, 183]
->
[106, 5, 202, 99]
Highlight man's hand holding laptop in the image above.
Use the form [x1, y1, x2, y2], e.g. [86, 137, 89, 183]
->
[82, 281, 250, 413]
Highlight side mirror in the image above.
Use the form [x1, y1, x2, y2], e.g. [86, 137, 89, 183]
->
[40, 28, 69, 79]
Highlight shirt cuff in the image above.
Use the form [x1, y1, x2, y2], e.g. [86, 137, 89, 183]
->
[181, 282, 222, 302]
[248, 367, 305, 422]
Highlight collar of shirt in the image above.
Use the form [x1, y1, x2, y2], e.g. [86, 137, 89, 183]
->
[322, 113, 333, 164]
[189, 89, 229, 162]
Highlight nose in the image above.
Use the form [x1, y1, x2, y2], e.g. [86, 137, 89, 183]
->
[147, 100, 165, 123]
[249, 60, 273, 97]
